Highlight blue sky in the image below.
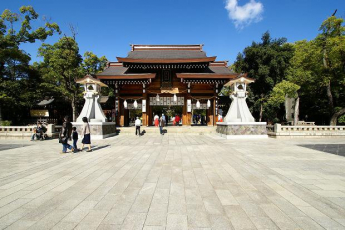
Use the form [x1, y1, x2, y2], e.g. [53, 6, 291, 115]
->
[2, 0, 344, 64]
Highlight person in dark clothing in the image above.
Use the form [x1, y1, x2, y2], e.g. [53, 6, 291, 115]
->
[159, 115, 165, 135]
[60, 116, 74, 153]
[72, 127, 78, 152]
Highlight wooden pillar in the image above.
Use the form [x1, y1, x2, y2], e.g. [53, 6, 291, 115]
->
[114, 83, 120, 126]
[142, 93, 148, 126]
[183, 94, 192, 126]
[212, 98, 216, 126]
[119, 99, 124, 127]
[182, 97, 187, 126]
[147, 97, 152, 126]
[212, 94, 218, 126]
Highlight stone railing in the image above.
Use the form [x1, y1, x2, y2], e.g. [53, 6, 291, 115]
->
[267, 124, 345, 137]
[0, 124, 61, 139]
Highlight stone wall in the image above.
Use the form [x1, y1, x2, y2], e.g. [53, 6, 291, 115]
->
[0, 124, 60, 139]
[216, 122, 268, 139]
[72, 122, 116, 139]
[217, 124, 267, 135]
[267, 124, 345, 137]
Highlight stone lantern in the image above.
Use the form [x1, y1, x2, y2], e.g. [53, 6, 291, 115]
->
[73, 75, 116, 139]
[224, 75, 255, 122]
[216, 74, 267, 139]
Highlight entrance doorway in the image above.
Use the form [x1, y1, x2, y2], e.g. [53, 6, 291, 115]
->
[127, 109, 142, 127]
[192, 109, 207, 126]
[151, 106, 183, 126]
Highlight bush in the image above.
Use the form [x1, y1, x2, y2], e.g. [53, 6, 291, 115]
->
[272, 118, 280, 124]
[0, 120, 12, 126]
[338, 115, 345, 125]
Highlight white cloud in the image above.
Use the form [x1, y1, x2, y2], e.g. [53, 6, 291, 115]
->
[225, 0, 264, 28]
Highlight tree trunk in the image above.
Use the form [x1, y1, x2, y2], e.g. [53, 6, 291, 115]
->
[71, 97, 77, 122]
[0, 104, 2, 123]
[294, 96, 300, 126]
[323, 48, 335, 114]
[259, 103, 263, 122]
[326, 80, 334, 112]
[330, 107, 345, 126]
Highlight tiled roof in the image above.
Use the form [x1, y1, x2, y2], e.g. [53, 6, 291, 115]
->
[125, 50, 207, 60]
[97, 66, 128, 76]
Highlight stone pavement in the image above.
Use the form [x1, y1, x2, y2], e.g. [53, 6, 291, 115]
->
[0, 134, 345, 230]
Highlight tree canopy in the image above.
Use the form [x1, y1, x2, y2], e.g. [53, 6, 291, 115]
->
[0, 6, 60, 124]
[38, 37, 108, 122]
[233, 31, 294, 121]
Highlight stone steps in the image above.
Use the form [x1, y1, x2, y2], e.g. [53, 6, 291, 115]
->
[116, 126, 217, 135]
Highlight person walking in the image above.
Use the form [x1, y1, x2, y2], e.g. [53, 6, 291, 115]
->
[159, 115, 165, 135]
[60, 116, 74, 153]
[162, 113, 166, 126]
[154, 114, 159, 127]
[81, 117, 92, 152]
[175, 114, 180, 126]
[135, 117, 141, 136]
[72, 127, 79, 152]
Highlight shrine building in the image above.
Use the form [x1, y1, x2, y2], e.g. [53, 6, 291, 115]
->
[96, 44, 241, 127]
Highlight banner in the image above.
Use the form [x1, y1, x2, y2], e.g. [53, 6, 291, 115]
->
[30, 110, 49, 117]
[142, 100, 146, 113]
[187, 99, 191, 112]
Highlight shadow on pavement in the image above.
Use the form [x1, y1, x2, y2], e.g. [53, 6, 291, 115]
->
[0, 144, 30, 152]
[299, 144, 345, 156]
[91, 144, 111, 151]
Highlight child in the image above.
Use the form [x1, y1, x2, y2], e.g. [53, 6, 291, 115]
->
[72, 127, 78, 152]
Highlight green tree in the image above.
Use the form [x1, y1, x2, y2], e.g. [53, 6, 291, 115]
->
[38, 37, 109, 122]
[38, 36, 83, 122]
[82, 51, 108, 74]
[287, 16, 345, 125]
[267, 80, 300, 124]
[317, 16, 345, 125]
[0, 6, 60, 123]
[234, 31, 294, 121]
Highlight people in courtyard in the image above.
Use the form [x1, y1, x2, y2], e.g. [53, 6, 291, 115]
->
[135, 117, 141, 136]
[175, 114, 180, 126]
[154, 114, 159, 127]
[31, 127, 37, 141]
[201, 115, 205, 125]
[31, 122, 46, 141]
[81, 117, 92, 152]
[60, 116, 74, 153]
[72, 127, 79, 152]
[159, 115, 165, 135]
[162, 114, 166, 126]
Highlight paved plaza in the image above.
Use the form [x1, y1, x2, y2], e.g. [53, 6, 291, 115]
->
[0, 134, 345, 230]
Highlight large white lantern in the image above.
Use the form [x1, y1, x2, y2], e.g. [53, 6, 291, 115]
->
[207, 99, 211, 108]
[173, 94, 177, 102]
[133, 100, 138, 109]
[156, 94, 160, 102]
[124, 100, 127, 109]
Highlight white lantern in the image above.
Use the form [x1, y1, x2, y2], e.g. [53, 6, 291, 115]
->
[207, 99, 211, 108]
[133, 100, 138, 108]
[156, 94, 160, 102]
[124, 100, 127, 109]
[173, 94, 177, 102]
[196, 100, 200, 109]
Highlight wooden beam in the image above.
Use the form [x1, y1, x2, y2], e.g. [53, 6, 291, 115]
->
[116, 56, 217, 63]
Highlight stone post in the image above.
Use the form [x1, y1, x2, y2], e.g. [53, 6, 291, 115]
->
[46, 124, 55, 138]
[274, 123, 281, 133]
